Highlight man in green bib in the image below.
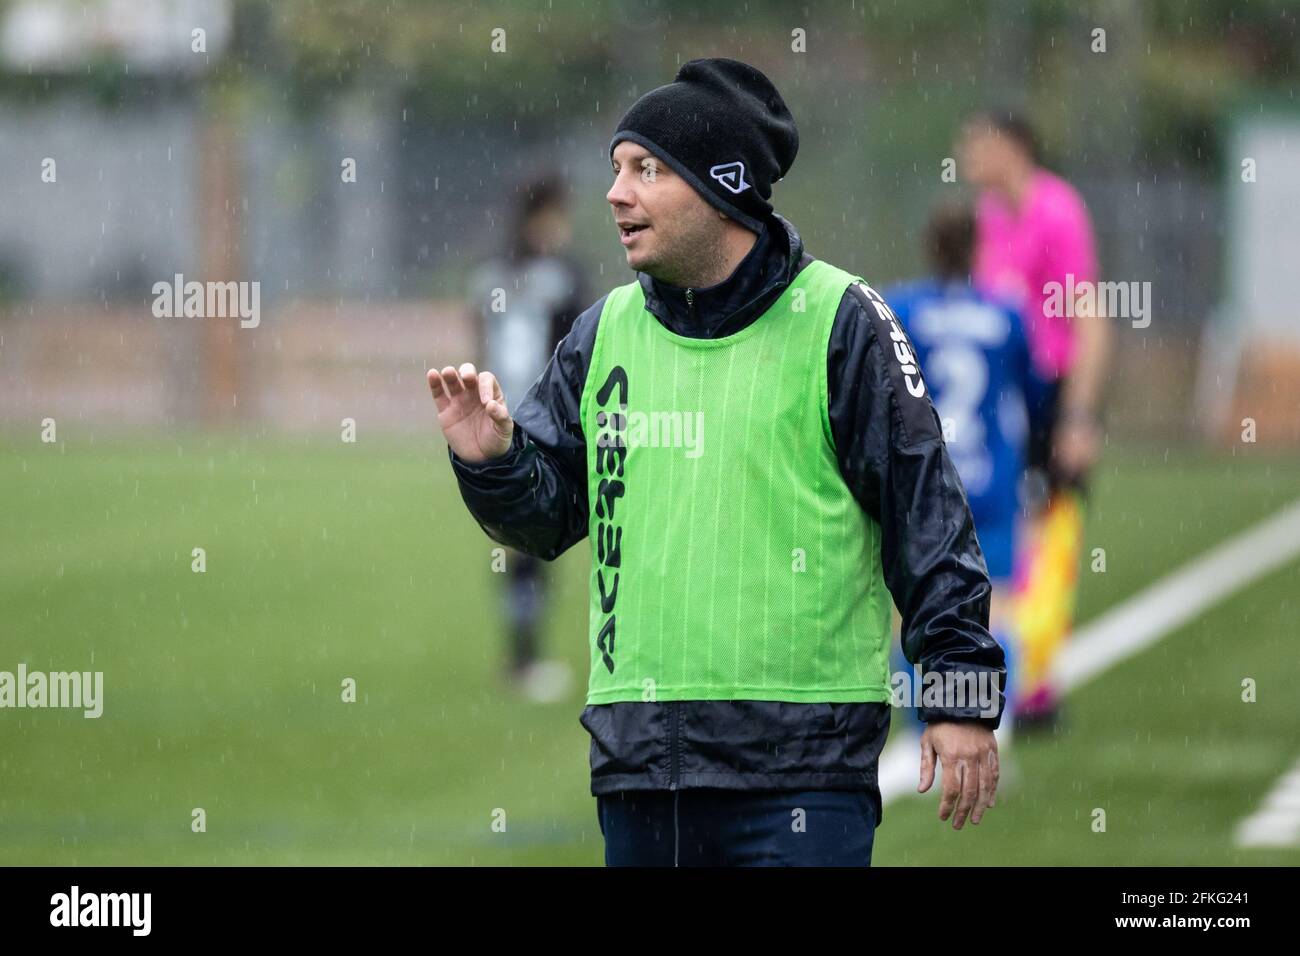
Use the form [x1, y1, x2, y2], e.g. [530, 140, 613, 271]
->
[429, 58, 1006, 866]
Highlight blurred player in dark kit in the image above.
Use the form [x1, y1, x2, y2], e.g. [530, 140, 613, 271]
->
[467, 174, 588, 702]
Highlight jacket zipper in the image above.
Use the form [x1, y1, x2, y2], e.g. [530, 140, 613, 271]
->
[669, 699, 681, 790]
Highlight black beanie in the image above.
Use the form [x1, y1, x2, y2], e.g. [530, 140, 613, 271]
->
[608, 58, 799, 234]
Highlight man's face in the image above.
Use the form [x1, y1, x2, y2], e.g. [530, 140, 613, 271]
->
[606, 140, 724, 283]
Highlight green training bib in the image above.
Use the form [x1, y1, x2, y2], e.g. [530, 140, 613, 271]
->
[581, 259, 893, 705]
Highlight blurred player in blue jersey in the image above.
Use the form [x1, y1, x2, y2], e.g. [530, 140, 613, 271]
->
[886, 201, 1046, 747]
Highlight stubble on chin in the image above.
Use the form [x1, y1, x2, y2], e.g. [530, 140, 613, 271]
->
[647, 218, 726, 287]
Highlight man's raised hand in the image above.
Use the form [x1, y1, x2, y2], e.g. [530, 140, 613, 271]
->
[427, 363, 514, 463]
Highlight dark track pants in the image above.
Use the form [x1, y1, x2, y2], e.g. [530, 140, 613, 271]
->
[597, 788, 877, 867]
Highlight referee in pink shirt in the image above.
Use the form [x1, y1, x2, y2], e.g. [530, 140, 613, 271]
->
[957, 110, 1112, 728]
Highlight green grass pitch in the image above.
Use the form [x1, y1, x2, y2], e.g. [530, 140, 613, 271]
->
[1, 432, 1297, 865]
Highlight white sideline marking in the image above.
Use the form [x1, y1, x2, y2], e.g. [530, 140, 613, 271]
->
[1055, 496, 1300, 691]
[1235, 761, 1300, 847]
[879, 497, 1300, 807]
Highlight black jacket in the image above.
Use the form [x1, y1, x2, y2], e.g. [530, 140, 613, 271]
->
[447, 212, 1005, 815]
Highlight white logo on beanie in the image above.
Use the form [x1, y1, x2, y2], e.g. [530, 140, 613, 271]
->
[709, 161, 751, 194]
